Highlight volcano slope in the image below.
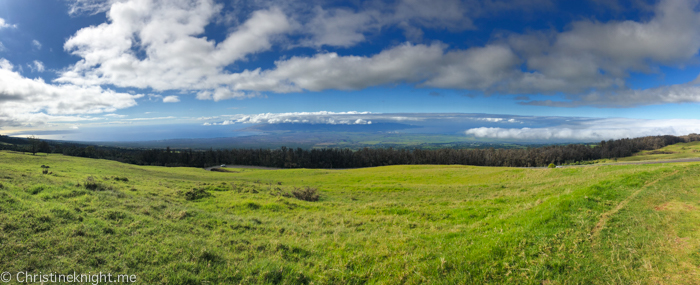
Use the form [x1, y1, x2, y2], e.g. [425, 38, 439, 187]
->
[0, 150, 698, 284]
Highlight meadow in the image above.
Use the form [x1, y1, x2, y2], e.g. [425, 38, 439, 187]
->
[1, 150, 699, 284]
[614, 141, 700, 162]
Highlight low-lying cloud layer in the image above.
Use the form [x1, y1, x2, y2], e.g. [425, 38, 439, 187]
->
[466, 118, 700, 141]
[195, 112, 700, 142]
[201, 111, 374, 125]
[13, 109, 700, 142]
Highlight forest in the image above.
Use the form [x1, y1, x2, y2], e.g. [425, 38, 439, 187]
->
[2, 134, 700, 168]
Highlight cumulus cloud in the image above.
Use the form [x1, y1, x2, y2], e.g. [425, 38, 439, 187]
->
[299, 6, 381, 48]
[28, 61, 45, 72]
[53, 0, 700, 108]
[162, 95, 180, 103]
[269, 0, 700, 98]
[466, 118, 700, 141]
[0, 18, 16, 29]
[218, 43, 452, 93]
[0, 58, 140, 128]
[32, 40, 42, 50]
[521, 83, 700, 108]
[58, 0, 292, 93]
[221, 0, 700, 104]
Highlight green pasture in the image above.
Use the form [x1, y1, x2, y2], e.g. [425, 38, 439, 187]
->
[609, 141, 700, 162]
[1, 150, 699, 284]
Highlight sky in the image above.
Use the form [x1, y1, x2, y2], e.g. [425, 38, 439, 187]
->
[2, 0, 700, 142]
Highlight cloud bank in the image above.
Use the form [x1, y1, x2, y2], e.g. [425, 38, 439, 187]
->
[201, 111, 373, 125]
[466, 118, 700, 141]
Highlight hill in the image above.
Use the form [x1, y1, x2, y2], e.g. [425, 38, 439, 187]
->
[612, 140, 700, 162]
[1, 151, 699, 284]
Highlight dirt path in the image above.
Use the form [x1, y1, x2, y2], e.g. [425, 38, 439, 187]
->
[590, 170, 680, 243]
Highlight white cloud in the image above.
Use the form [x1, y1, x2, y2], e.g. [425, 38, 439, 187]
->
[0, 18, 16, 29]
[162, 95, 180, 103]
[195, 88, 260, 101]
[202, 111, 373, 125]
[521, 83, 700, 108]
[104, 113, 127, 118]
[0, 58, 140, 128]
[476, 117, 522, 123]
[32, 40, 42, 50]
[67, 0, 125, 15]
[58, 0, 292, 93]
[0, 42, 5, 52]
[269, 0, 700, 99]
[299, 6, 380, 48]
[235, 43, 446, 92]
[466, 118, 700, 141]
[28, 61, 45, 72]
[147, 94, 163, 101]
[52, 0, 700, 108]
[124, 116, 176, 121]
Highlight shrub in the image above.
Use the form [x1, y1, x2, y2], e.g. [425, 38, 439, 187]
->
[184, 188, 211, 201]
[83, 176, 108, 191]
[292, 187, 319, 202]
[28, 185, 46, 195]
[113, 176, 129, 182]
[548, 163, 556, 169]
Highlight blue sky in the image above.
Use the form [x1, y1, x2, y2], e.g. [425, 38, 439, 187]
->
[2, 0, 700, 142]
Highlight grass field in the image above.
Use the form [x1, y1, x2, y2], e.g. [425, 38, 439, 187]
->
[597, 141, 700, 163]
[1, 150, 700, 284]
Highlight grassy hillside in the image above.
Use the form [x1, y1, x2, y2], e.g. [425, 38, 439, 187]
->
[611, 141, 700, 162]
[1, 150, 699, 284]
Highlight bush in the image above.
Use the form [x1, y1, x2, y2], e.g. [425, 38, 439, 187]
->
[184, 188, 211, 201]
[113, 176, 129, 182]
[28, 185, 46, 195]
[83, 176, 108, 191]
[548, 163, 556, 169]
[292, 187, 319, 202]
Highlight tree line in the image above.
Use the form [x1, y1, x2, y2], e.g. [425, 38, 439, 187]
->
[2, 134, 699, 168]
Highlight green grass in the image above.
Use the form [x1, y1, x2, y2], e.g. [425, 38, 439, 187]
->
[1, 150, 700, 284]
[611, 141, 700, 162]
